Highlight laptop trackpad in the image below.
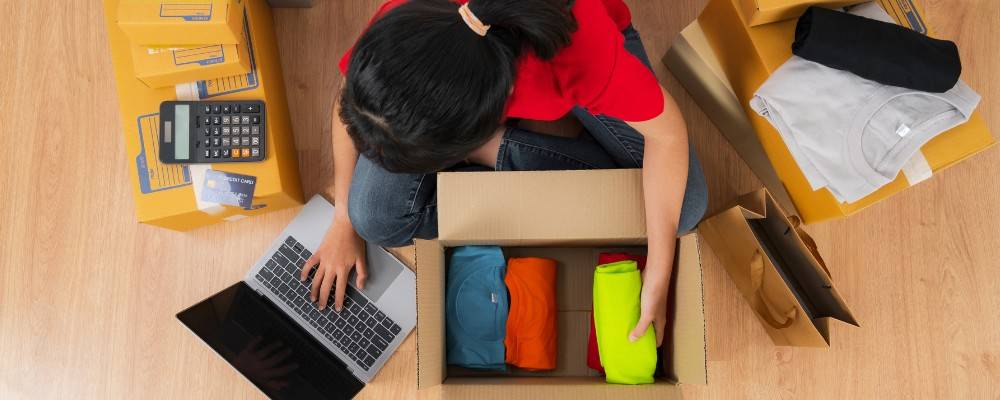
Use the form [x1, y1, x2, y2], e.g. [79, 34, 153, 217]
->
[348, 246, 403, 302]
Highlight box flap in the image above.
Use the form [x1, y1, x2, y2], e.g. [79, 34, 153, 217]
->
[441, 377, 683, 400]
[437, 170, 646, 246]
[668, 233, 708, 385]
[663, 22, 799, 217]
[414, 239, 446, 389]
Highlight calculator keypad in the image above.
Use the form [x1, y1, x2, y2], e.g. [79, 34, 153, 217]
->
[191, 101, 265, 162]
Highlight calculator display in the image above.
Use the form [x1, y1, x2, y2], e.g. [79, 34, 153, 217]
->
[174, 104, 190, 160]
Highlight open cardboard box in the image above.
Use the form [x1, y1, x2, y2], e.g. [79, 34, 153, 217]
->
[412, 169, 707, 399]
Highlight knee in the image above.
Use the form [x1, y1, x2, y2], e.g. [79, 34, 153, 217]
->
[347, 184, 417, 248]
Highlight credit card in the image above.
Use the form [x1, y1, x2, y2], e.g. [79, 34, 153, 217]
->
[201, 169, 256, 208]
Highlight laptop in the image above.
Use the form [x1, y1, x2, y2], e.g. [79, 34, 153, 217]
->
[177, 195, 416, 399]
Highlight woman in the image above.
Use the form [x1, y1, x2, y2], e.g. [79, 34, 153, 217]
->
[300, 0, 708, 347]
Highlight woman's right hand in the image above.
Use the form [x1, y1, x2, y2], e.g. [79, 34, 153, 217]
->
[300, 214, 367, 312]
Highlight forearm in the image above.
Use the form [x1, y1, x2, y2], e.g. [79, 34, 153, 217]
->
[629, 87, 689, 282]
[332, 88, 359, 222]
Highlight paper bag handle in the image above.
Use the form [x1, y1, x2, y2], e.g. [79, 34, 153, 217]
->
[787, 215, 832, 279]
[749, 250, 798, 329]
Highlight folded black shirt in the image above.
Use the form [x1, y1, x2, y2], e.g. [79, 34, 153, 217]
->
[792, 6, 961, 93]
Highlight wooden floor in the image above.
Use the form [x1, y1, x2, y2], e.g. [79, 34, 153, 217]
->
[2, 0, 999, 398]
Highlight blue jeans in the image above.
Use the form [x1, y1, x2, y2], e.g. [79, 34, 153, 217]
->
[349, 27, 708, 247]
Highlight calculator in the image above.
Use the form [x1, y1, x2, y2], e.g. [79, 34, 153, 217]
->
[158, 100, 266, 164]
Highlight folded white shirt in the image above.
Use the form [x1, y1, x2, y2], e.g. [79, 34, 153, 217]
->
[750, 5, 980, 203]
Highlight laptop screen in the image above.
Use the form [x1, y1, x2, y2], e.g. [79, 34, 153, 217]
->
[177, 282, 364, 399]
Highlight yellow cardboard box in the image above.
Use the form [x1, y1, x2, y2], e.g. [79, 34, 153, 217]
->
[131, 35, 252, 88]
[698, 0, 995, 224]
[414, 169, 707, 398]
[105, 0, 303, 231]
[118, 0, 245, 46]
[739, 0, 866, 26]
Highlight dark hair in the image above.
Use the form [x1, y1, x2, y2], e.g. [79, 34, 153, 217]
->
[340, 0, 576, 173]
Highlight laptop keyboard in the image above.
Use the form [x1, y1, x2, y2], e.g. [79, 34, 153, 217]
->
[254, 236, 403, 371]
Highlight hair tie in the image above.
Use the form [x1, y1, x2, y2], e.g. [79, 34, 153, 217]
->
[458, 3, 490, 37]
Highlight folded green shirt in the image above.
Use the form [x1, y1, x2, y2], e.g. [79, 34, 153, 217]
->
[593, 260, 657, 384]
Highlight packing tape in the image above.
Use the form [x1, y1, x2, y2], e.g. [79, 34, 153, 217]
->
[176, 82, 200, 101]
[901, 152, 933, 185]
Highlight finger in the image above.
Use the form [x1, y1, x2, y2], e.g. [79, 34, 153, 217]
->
[629, 315, 654, 342]
[654, 317, 666, 347]
[309, 265, 326, 303]
[318, 269, 336, 310]
[301, 255, 319, 282]
[355, 256, 368, 290]
[334, 269, 349, 312]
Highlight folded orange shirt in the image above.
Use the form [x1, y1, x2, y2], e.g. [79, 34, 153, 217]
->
[504, 257, 558, 371]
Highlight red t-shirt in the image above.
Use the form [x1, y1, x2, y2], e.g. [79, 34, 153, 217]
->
[338, 0, 664, 122]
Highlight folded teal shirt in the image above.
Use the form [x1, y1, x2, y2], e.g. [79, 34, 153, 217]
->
[593, 260, 657, 384]
[446, 246, 508, 371]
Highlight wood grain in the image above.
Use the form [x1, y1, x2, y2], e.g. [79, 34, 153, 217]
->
[1, 0, 998, 399]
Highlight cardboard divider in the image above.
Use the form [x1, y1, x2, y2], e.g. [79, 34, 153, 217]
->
[414, 239, 446, 390]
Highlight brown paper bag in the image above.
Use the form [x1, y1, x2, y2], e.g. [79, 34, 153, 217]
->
[700, 189, 858, 347]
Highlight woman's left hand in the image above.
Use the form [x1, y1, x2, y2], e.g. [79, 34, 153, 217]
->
[629, 260, 669, 346]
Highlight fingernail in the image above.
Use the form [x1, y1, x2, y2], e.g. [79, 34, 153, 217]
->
[628, 335, 638, 342]
[319, 305, 325, 310]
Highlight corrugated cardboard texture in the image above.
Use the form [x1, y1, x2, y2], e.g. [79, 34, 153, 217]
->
[414, 232, 706, 397]
[441, 377, 683, 399]
[104, 0, 303, 230]
[415, 240, 446, 390]
[741, 0, 864, 26]
[437, 170, 646, 246]
[698, 0, 995, 223]
[118, 0, 244, 46]
[663, 21, 798, 217]
[667, 234, 708, 384]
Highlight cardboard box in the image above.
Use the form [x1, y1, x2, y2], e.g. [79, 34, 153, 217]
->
[104, 0, 303, 231]
[413, 169, 707, 399]
[131, 35, 252, 88]
[700, 189, 858, 346]
[118, 0, 245, 46]
[698, 0, 995, 223]
[739, 0, 866, 26]
[663, 21, 798, 217]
